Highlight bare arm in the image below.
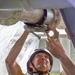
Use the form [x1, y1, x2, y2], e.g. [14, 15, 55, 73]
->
[5, 30, 29, 75]
[45, 25, 75, 75]
[61, 63, 70, 75]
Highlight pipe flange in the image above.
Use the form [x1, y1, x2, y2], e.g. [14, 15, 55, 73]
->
[51, 9, 61, 27]
[24, 9, 61, 32]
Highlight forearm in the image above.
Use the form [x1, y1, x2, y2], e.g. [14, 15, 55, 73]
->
[61, 63, 70, 75]
[60, 54, 75, 75]
[5, 31, 29, 65]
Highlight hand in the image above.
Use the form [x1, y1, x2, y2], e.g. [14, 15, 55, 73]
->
[45, 25, 66, 59]
[46, 25, 59, 39]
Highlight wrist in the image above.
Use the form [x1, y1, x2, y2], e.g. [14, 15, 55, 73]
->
[59, 52, 68, 61]
[24, 30, 30, 34]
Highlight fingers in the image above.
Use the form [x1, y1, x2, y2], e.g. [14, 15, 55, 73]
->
[48, 25, 56, 31]
[45, 31, 50, 38]
[45, 39, 53, 52]
[45, 38, 58, 57]
[45, 24, 59, 39]
[45, 25, 60, 51]
[46, 37, 56, 50]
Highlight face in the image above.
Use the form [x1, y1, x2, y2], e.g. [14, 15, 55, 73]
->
[30, 53, 52, 72]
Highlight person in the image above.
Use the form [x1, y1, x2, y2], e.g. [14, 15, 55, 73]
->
[27, 49, 53, 75]
[5, 29, 53, 75]
[5, 25, 75, 75]
[59, 27, 71, 75]
[45, 25, 75, 75]
[60, 27, 71, 75]
[60, 71, 67, 75]
[5, 31, 30, 75]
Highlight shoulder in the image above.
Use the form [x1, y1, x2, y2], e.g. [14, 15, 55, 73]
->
[17, 64, 26, 75]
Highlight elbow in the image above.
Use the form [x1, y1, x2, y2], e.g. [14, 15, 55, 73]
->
[5, 57, 16, 67]
[5, 58, 14, 70]
[5, 58, 11, 66]
[5, 58, 8, 64]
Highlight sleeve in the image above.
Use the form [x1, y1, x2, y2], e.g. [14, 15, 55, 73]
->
[18, 65, 26, 75]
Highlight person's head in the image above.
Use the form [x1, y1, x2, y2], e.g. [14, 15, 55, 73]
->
[27, 49, 53, 75]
